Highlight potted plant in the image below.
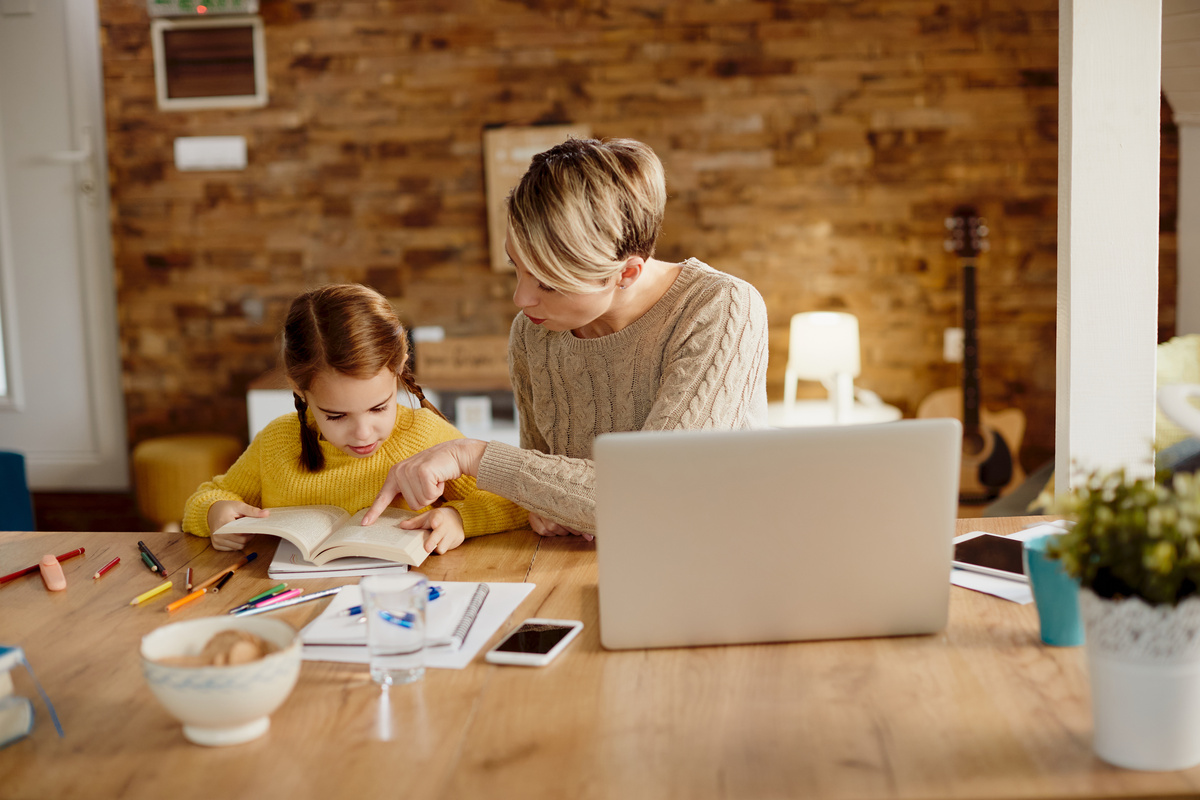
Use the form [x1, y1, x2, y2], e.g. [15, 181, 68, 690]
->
[1041, 468, 1200, 771]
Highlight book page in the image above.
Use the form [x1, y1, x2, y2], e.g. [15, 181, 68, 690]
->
[313, 507, 429, 567]
[218, 505, 349, 562]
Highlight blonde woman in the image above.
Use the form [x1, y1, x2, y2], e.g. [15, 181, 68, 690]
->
[365, 137, 768, 539]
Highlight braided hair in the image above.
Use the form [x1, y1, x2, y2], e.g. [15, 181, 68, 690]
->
[283, 284, 445, 472]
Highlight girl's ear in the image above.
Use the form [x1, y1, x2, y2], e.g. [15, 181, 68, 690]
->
[286, 378, 304, 398]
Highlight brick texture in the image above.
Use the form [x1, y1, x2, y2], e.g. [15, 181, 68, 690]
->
[99, 0, 1177, 474]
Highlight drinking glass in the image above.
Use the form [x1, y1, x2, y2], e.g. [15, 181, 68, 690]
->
[361, 572, 427, 686]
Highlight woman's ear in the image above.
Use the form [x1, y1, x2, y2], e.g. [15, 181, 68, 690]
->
[617, 256, 645, 289]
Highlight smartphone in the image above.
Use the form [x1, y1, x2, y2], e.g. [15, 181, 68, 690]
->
[484, 618, 583, 666]
[952, 532, 1027, 582]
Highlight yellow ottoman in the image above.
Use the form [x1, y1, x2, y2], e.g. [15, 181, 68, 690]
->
[132, 434, 242, 531]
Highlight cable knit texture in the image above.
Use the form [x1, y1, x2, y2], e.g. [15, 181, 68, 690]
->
[183, 406, 527, 538]
[477, 258, 768, 535]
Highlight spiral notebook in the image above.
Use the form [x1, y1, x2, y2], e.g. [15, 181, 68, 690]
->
[300, 580, 535, 669]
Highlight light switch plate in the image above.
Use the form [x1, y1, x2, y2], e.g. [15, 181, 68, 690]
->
[173, 136, 247, 171]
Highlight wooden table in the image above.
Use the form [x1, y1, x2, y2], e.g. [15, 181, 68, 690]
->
[3, 518, 1200, 799]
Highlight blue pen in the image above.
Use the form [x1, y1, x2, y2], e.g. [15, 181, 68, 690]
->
[343, 585, 442, 620]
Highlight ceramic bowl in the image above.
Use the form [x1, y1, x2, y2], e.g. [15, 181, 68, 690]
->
[140, 616, 301, 746]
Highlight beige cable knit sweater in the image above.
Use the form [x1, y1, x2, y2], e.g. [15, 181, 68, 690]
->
[476, 258, 768, 536]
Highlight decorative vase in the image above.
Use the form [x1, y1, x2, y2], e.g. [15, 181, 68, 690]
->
[1079, 589, 1200, 771]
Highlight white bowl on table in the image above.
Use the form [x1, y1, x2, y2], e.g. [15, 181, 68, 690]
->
[140, 616, 301, 747]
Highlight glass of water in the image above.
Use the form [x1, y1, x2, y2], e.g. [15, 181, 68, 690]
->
[361, 572, 427, 686]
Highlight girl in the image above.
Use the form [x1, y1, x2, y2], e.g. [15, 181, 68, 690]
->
[182, 283, 528, 552]
[362, 137, 769, 539]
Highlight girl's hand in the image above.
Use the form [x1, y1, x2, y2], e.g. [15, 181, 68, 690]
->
[208, 501, 269, 551]
[363, 439, 488, 525]
[399, 507, 465, 555]
[528, 511, 594, 542]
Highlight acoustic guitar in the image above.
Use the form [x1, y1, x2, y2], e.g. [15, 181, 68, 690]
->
[917, 205, 1026, 503]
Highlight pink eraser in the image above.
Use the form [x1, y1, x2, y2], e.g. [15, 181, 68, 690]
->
[39, 554, 66, 591]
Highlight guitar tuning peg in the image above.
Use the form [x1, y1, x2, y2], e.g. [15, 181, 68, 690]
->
[977, 223, 989, 237]
[943, 239, 956, 252]
[979, 240, 990, 252]
[944, 217, 957, 230]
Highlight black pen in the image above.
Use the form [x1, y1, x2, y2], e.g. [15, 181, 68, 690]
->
[137, 541, 168, 578]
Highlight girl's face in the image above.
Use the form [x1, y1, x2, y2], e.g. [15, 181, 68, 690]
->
[507, 238, 617, 335]
[298, 368, 398, 459]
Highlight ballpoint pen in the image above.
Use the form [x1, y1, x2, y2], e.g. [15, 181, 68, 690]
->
[339, 585, 441, 618]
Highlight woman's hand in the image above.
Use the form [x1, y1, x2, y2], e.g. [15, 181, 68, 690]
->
[362, 439, 488, 525]
[208, 500, 268, 551]
[528, 511, 594, 542]
[399, 507, 466, 555]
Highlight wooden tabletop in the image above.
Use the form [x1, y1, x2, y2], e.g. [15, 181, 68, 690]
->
[2, 517, 1200, 800]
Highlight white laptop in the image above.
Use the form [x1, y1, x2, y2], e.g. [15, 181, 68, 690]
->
[594, 418, 962, 650]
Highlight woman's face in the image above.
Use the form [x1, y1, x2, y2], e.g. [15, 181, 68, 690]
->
[299, 368, 398, 459]
[507, 238, 615, 333]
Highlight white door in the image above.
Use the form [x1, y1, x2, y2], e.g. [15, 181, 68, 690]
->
[0, 0, 128, 489]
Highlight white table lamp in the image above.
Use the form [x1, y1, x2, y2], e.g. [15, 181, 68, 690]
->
[785, 312, 861, 423]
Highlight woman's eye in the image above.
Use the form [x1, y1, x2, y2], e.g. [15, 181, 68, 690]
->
[537, 282, 554, 293]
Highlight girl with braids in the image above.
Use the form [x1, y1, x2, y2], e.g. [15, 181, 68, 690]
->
[182, 283, 527, 553]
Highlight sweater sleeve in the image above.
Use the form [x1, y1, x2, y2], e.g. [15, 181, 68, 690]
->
[477, 278, 770, 536]
[181, 435, 265, 538]
[412, 411, 529, 537]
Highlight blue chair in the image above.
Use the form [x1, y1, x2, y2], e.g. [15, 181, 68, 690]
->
[0, 451, 34, 531]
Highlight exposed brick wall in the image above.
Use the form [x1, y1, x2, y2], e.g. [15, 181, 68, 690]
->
[98, 0, 1176, 473]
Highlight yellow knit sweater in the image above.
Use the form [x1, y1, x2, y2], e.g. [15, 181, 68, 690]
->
[182, 406, 528, 538]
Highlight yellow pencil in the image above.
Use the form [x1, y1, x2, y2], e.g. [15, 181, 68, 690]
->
[165, 587, 206, 613]
[129, 580, 172, 606]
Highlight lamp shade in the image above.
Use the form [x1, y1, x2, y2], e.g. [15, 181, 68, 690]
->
[787, 312, 861, 381]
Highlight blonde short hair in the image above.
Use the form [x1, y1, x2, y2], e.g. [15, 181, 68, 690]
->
[506, 137, 666, 294]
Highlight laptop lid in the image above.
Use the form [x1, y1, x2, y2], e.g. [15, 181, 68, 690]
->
[594, 418, 962, 650]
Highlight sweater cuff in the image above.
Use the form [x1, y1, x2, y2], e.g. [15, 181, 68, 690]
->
[477, 441, 525, 503]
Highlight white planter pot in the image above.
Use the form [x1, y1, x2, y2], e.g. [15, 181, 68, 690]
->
[1079, 589, 1200, 771]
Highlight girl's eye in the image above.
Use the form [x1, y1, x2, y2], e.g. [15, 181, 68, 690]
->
[324, 414, 346, 422]
[371, 405, 388, 413]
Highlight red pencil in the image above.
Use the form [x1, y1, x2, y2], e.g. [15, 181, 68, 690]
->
[1, 547, 85, 585]
[93, 556, 120, 580]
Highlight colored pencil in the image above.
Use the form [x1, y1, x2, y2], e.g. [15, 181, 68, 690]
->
[192, 552, 258, 593]
[210, 570, 234, 593]
[0, 548, 85, 585]
[137, 541, 168, 577]
[93, 557, 120, 579]
[233, 587, 341, 617]
[166, 588, 206, 613]
[186, 567, 193, 592]
[129, 580, 172, 606]
[227, 583, 288, 615]
[139, 551, 158, 573]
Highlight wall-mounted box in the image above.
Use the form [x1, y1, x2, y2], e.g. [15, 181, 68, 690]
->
[147, 0, 259, 16]
[150, 15, 267, 111]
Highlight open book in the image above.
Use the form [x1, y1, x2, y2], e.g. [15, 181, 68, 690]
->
[217, 505, 431, 568]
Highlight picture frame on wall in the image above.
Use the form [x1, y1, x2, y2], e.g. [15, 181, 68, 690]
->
[482, 123, 591, 272]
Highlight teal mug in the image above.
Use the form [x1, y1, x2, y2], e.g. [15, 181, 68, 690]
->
[1022, 534, 1085, 647]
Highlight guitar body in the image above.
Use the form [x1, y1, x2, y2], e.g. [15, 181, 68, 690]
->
[917, 387, 1027, 501]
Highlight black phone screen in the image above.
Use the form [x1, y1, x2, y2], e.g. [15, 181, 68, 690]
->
[953, 534, 1025, 576]
[494, 623, 575, 654]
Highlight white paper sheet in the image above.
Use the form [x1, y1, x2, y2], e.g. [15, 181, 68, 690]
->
[300, 581, 535, 669]
[949, 520, 1074, 604]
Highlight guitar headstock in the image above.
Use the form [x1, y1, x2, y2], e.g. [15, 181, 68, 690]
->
[944, 205, 990, 257]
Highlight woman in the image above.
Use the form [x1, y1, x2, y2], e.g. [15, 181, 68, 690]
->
[364, 137, 768, 539]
